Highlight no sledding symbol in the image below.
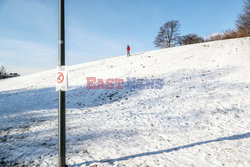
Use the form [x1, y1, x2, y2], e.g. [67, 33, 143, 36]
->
[57, 72, 64, 83]
[56, 66, 68, 91]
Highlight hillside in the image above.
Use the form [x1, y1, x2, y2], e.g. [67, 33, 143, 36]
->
[0, 37, 250, 166]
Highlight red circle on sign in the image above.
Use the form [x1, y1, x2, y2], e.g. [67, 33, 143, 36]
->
[57, 72, 64, 83]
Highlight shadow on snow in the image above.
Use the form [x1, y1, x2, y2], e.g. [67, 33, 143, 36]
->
[75, 132, 250, 166]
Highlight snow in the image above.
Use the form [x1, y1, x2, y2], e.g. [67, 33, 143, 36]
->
[0, 37, 250, 166]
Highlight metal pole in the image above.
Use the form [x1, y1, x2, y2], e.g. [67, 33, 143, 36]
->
[58, 0, 66, 166]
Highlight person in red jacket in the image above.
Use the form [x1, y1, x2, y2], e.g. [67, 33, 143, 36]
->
[127, 45, 130, 57]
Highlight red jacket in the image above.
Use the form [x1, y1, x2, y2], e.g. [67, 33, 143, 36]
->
[127, 45, 130, 52]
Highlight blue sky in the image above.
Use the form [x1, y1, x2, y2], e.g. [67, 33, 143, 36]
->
[0, 0, 244, 75]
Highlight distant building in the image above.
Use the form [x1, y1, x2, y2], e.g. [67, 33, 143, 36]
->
[0, 72, 20, 79]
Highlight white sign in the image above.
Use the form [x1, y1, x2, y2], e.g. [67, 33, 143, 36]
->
[56, 66, 68, 91]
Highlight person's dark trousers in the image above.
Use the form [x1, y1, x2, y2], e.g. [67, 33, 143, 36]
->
[127, 51, 130, 57]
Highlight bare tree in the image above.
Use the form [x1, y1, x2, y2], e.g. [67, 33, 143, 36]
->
[178, 34, 204, 45]
[236, 0, 250, 37]
[154, 20, 180, 48]
[0, 65, 6, 75]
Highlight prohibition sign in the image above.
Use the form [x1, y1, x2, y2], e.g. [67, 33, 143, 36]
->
[57, 72, 64, 83]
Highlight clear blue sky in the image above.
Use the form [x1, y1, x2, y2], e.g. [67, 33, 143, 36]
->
[0, 0, 244, 75]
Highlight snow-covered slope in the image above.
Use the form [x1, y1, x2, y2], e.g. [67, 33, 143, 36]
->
[0, 37, 250, 166]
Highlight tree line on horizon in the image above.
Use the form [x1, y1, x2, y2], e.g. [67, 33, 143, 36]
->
[154, 0, 250, 48]
[0, 65, 20, 79]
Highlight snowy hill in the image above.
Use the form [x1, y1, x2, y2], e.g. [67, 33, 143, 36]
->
[0, 37, 250, 166]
